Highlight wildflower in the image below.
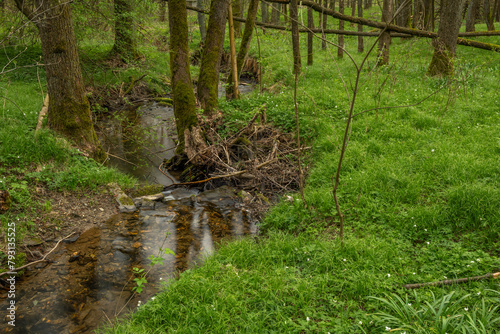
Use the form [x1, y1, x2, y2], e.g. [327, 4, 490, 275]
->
[477, 292, 481, 295]
[160, 277, 163, 280]
[426, 241, 430, 245]
[413, 272, 416, 275]
[151, 297, 155, 300]
[424, 229, 427, 232]
[471, 261, 475, 263]
[306, 317, 310, 322]
[359, 321, 362, 325]
[444, 276, 447, 279]
[476, 258, 480, 262]
[343, 259, 346, 262]
[464, 307, 468, 311]
[307, 258, 310, 261]
[414, 225, 417, 227]
[285, 266, 289, 269]
[386, 326, 391, 331]
[387, 274, 391, 277]
[408, 303, 411, 306]
[431, 149, 435, 152]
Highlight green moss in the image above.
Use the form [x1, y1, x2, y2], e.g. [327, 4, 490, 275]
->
[427, 49, 453, 77]
[128, 184, 164, 198]
[118, 195, 134, 206]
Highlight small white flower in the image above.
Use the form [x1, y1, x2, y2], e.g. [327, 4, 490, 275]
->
[386, 326, 391, 331]
[359, 321, 362, 325]
[408, 303, 411, 306]
[306, 317, 310, 321]
[476, 258, 480, 261]
[285, 321, 287, 324]
[464, 307, 468, 311]
[471, 261, 475, 263]
[307, 258, 310, 261]
[343, 259, 346, 262]
[467, 265, 470, 267]
[426, 241, 430, 245]
[477, 292, 481, 295]
[285, 266, 289, 269]
[413, 272, 416, 275]
[431, 149, 435, 152]
[387, 274, 391, 277]
[160, 277, 163, 280]
[151, 297, 155, 300]
[424, 229, 427, 231]
[414, 225, 417, 227]
[444, 276, 447, 279]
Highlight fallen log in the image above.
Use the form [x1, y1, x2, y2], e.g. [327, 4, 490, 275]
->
[404, 272, 500, 289]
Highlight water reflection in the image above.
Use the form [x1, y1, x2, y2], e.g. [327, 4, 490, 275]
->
[0, 187, 256, 333]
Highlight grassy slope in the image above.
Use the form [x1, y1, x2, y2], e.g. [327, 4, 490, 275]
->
[104, 11, 500, 334]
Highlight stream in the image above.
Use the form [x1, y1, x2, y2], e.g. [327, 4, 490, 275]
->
[0, 100, 258, 333]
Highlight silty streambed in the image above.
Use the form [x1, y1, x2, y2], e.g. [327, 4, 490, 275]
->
[0, 103, 258, 333]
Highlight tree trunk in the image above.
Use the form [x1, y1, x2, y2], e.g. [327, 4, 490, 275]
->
[427, 0, 466, 76]
[351, 0, 355, 26]
[414, 0, 423, 28]
[233, 0, 243, 37]
[197, 0, 230, 114]
[338, 0, 344, 58]
[14, 0, 104, 161]
[112, 0, 138, 61]
[365, 0, 372, 9]
[197, 0, 207, 43]
[484, 0, 500, 30]
[261, 1, 269, 23]
[168, 0, 198, 151]
[291, 0, 302, 73]
[226, 0, 260, 98]
[357, 0, 363, 52]
[466, 0, 480, 31]
[159, 0, 167, 22]
[322, 0, 328, 49]
[308, 7, 314, 65]
[395, 0, 411, 27]
[377, 0, 392, 66]
[271, 2, 280, 23]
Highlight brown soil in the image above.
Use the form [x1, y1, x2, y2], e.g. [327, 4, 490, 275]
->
[1, 184, 119, 270]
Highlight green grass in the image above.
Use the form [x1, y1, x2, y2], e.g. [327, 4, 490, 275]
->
[1, 5, 500, 333]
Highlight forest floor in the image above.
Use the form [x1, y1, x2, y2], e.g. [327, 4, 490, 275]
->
[1, 9, 500, 334]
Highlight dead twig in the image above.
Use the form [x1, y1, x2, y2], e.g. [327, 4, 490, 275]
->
[0, 232, 76, 277]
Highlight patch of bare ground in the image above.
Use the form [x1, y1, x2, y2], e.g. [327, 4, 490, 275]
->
[1, 185, 118, 271]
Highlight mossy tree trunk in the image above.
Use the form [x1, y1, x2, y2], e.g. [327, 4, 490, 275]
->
[233, 0, 243, 37]
[197, 0, 230, 115]
[357, 0, 363, 52]
[290, 0, 302, 74]
[261, 1, 269, 23]
[197, 0, 207, 42]
[322, 0, 328, 49]
[483, 0, 500, 31]
[427, 0, 466, 76]
[168, 0, 198, 152]
[111, 0, 139, 61]
[159, 0, 167, 22]
[377, 0, 392, 66]
[466, 0, 480, 31]
[226, 0, 260, 99]
[395, 0, 411, 27]
[271, 2, 280, 24]
[14, 0, 105, 161]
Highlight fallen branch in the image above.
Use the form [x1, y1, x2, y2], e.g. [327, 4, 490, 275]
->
[121, 74, 147, 97]
[0, 232, 76, 277]
[403, 272, 500, 289]
[227, 104, 266, 146]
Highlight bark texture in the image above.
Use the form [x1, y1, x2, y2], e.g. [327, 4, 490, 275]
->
[466, 0, 480, 32]
[197, 0, 207, 42]
[291, 0, 302, 74]
[112, 0, 139, 61]
[168, 0, 198, 151]
[427, 0, 466, 76]
[197, 0, 230, 114]
[14, 0, 104, 161]
[357, 0, 363, 52]
[377, 0, 392, 66]
[226, 0, 260, 98]
[307, 7, 314, 65]
[233, 0, 242, 37]
[338, 0, 344, 58]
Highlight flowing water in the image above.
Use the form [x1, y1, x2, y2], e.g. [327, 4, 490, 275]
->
[0, 102, 257, 333]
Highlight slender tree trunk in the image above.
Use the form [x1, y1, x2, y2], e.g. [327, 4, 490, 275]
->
[197, 0, 207, 42]
[351, 0, 355, 26]
[261, 1, 269, 23]
[365, 0, 372, 9]
[112, 0, 138, 61]
[322, 0, 328, 48]
[357, 0, 363, 52]
[427, 0, 466, 76]
[466, 0, 480, 31]
[396, 0, 411, 27]
[271, 2, 280, 23]
[283, 4, 288, 23]
[338, 0, 344, 58]
[233, 0, 243, 37]
[14, 0, 104, 161]
[197, 0, 230, 114]
[377, 0, 392, 66]
[168, 0, 198, 151]
[484, 0, 499, 30]
[308, 7, 314, 65]
[291, 0, 302, 73]
[159, 0, 167, 22]
[226, 0, 259, 98]
[414, 0, 423, 28]
[228, 4, 240, 99]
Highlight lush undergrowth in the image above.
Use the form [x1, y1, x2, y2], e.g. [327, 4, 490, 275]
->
[105, 14, 500, 334]
[1, 3, 499, 333]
